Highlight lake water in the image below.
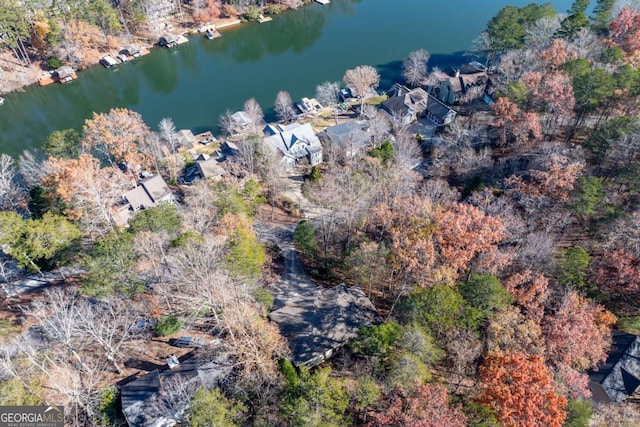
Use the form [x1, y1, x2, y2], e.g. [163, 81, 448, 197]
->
[0, 0, 573, 157]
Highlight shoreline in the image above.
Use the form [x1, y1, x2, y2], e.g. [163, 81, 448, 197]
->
[0, 16, 245, 97]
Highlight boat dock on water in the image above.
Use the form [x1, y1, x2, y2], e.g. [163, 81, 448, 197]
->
[206, 29, 222, 39]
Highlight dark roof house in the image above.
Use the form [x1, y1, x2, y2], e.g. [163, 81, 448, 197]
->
[121, 353, 234, 427]
[381, 85, 430, 125]
[432, 63, 489, 105]
[589, 332, 640, 403]
[382, 83, 456, 126]
[269, 284, 380, 367]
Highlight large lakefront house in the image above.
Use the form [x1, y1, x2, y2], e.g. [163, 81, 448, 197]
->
[263, 122, 323, 170]
[431, 62, 490, 105]
[382, 83, 457, 126]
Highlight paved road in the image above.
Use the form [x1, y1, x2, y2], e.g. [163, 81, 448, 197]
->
[254, 221, 317, 310]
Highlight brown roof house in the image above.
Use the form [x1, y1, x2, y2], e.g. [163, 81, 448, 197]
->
[383, 83, 456, 126]
[269, 284, 380, 367]
[263, 122, 323, 170]
[113, 175, 173, 226]
[589, 332, 640, 403]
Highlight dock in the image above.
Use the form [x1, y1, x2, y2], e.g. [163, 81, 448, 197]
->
[206, 30, 222, 39]
[315, 0, 330, 4]
[258, 15, 273, 23]
[38, 66, 77, 86]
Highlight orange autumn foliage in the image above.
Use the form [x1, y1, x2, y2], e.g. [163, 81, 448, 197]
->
[433, 202, 505, 274]
[479, 353, 567, 427]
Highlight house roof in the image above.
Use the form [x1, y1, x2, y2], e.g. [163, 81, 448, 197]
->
[176, 129, 196, 148]
[263, 122, 321, 161]
[160, 34, 178, 43]
[121, 352, 234, 427]
[381, 87, 430, 124]
[426, 94, 456, 121]
[196, 157, 226, 179]
[320, 121, 370, 152]
[263, 122, 301, 136]
[460, 72, 488, 89]
[269, 284, 380, 367]
[140, 175, 171, 204]
[231, 111, 252, 127]
[123, 186, 155, 210]
[124, 45, 142, 55]
[55, 66, 74, 78]
[381, 95, 410, 116]
[589, 332, 640, 403]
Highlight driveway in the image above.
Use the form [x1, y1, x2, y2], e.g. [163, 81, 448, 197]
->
[254, 221, 316, 310]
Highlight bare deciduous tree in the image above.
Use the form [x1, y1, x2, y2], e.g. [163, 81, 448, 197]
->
[393, 132, 422, 171]
[343, 65, 380, 114]
[315, 81, 341, 123]
[79, 299, 136, 374]
[243, 98, 265, 134]
[0, 154, 25, 211]
[150, 375, 199, 425]
[402, 48, 430, 87]
[524, 15, 563, 49]
[182, 181, 220, 235]
[18, 150, 50, 189]
[274, 90, 296, 123]
[158, 117, 179, 153]
[219, 110, 241, 136]
[315, 81, 341, 108]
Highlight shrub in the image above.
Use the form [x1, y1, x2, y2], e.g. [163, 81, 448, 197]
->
[155, 315, 182, 336]
[252, 287, 274, 310]
[265, 4, 283, 15]
[245, 5, 261, 20]
[293, 220, 316, 255]
[46, 56, 62, 69]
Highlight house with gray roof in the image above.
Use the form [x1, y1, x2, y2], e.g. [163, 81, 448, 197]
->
[269, 284, 380, 367]
[195, 154, 226, 181]
[263, 122, 322, 170]
[382, 83, 456, 126]
[318, 120, 370, 158]
[175, 129, 196, 149]
[589, 332, 640, 403]
[113, 175, 173, 225]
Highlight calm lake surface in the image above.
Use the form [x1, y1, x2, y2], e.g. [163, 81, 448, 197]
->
[0, 0, 573, 157]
